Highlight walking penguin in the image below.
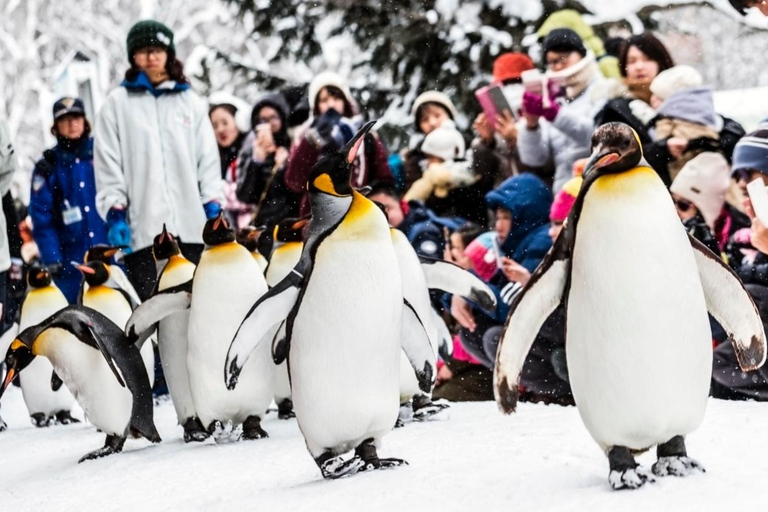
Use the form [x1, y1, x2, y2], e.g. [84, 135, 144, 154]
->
[225, 122, 436, 479]
[494, 123, 767, 490]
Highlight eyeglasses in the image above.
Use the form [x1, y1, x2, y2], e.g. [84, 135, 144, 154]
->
[134, 47, 166, 57]
[258, 115, 280, 124]
[674, 199, 693, 212]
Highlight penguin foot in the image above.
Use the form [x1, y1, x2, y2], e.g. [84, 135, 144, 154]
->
[277, 399, 295, 420]
[318, 455, 365, 480]
[608, 446, 655, 491]
[78, 435, 125, 463]
[0, 415, 6, 432]
[182, 417, 210, 443]
[394, 418, 405, 429]
[55, 410, 80, 425]
[652, 457, 705, 478]
[210, 420, 242, 444]
[30, 413, 54, 428]
[242, 415, 269, 440]
[355, 438, 409, 473]
[412, 399, 450, 422]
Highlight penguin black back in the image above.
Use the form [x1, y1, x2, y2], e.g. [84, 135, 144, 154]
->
[153, 224, 181, 261]
[27, 266, 52, 288]
[203, 212, 236, 246]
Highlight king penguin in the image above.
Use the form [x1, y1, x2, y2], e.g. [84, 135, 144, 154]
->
[125, 225, 209, 442]
[494, 123, 767, 490]
[1, 306, 160, 462]
[237, 226, 269, 273]
[16, 266, 78, 427]
[81, 245, 142, 307]
[264, 217, 308, 420]
[76, 261, 155, 388]
[225, 122, 436, 479]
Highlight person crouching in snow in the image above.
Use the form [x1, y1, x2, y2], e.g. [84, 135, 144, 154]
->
[29, 98, 109, 303]
[94, 19, 224, 299]
[403, 120, 477, 203]
[285, 71, 393, 216]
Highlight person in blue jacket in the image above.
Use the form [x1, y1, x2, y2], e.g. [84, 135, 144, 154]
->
[29, 97, 109, 303]
[450, 173, 552, 364]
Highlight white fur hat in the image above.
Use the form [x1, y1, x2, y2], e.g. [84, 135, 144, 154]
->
[670, 152, 730, 229]
[421, 120, 465, 162]
[411, 91, 458, 130]
[308, 71, 356, 115]
[650, 65, 703, 102]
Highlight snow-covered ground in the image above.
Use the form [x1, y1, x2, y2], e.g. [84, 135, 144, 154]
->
[1, 387, 766, 511]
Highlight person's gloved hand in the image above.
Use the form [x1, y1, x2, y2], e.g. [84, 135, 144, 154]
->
[203, 201, 222, 220]
[522, 91, 560, 122]
[106, 208, 131, 249]
[306, 109, 343, 149]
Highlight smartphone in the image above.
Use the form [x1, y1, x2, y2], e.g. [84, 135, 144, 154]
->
[491, 236, 504, 268]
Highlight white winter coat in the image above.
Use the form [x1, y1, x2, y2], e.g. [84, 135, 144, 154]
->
[94, 81, 224, 250]
[0, 120, 17, 273]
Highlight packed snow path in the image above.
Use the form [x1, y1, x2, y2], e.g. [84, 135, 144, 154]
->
[1, 386, 765, 511]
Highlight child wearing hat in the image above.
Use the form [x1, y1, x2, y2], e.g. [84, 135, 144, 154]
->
[403, 120, 476, 202]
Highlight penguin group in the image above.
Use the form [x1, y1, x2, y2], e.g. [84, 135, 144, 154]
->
[2, 121, 764, 490]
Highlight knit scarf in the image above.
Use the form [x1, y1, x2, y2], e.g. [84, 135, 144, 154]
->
[547, 50, 598, 100]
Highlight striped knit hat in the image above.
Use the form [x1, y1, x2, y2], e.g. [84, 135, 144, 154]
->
[732, 119, 768, 176]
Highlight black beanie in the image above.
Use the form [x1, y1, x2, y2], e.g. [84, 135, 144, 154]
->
[126, 20, 175, 63]
[542, 28, 587, 59]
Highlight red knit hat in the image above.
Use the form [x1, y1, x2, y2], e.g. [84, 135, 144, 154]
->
[493, 53, 535, 83]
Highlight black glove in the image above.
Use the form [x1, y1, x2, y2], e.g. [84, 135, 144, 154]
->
[306, 109, 342, 149]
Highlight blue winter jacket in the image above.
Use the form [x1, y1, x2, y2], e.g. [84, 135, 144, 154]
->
[30, 137, 109, 301]
[483, 173, 553, 322]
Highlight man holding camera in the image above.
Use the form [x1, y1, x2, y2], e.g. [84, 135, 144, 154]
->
[517, 28, 609, 192]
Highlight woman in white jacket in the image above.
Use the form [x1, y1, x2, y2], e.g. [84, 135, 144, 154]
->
[0, 119, 17, 432]
[94, 20, 224, 298]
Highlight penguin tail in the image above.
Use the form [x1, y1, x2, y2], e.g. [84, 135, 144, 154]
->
[131, 424, 162, 444]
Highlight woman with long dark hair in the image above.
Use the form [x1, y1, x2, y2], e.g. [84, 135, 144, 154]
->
[94, 20, 223, 299]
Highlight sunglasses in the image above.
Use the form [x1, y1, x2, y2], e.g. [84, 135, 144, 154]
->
[674, 199, 693, 212]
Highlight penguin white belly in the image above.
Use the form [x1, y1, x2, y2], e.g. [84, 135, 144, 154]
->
[567, 170, 712, 451]
[39, 329, 132, 436]
[158, 312, 195, 422]
[187, 243, 274, 428]
[267, 244, 302, 403]
[156, 256, 197, 423]
[83, 288, 155, 387]
[290, 235, 402, 456]
[19, 287, 75, 416]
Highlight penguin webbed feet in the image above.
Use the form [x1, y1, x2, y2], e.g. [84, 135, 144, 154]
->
[277, 399, 295, 420]
[56, 410, 80, 425]
[31, 412, 55, 428]
[242, 415, 269, 440]
[412, 395, 450, 422]
[355, 438, 408, 473]
[0, 415, 7, 432]
[78, 435, 125, 463]
[652, 436, 705, 477]
[607, 446, 655, 490]
[210, 420, 242, 444]
[182, 417, 210, 443]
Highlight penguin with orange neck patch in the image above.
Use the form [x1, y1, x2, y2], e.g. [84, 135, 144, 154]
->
[225, 122, 435, 479]
[237, 226, 269, 272]
[125, 225, 208, 442]
[494, 123, 767, 490]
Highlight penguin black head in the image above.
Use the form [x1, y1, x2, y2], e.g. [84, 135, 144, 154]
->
[307, 121, 377, 198]
[203, 211, 236, 246]
[73, 260, 110, 287]
[152, 224, 181, 261]
[27, 266, 52, 288]
[273, 217, 309, 244]
[583, 123, 643, 180]
[0, 338, 35, 400]
[236, 226, 264, 253]
[84, 245, 121, 264]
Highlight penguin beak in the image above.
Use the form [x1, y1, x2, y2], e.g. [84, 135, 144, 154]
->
[103, 247, 120, 258]
[213, 211, 228, 232]
[584, 145, 620, 178]
[72, 262, 95, 275]
[342, 121, 377, 165]
[0, 365, 16, 399]
[292, 218, 309, 231]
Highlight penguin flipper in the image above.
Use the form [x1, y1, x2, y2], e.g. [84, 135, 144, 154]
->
[494, 251, 569, 414]
[402, 299, 437, 393]
[226, 273, 303, 390]
[689, 235, 767, 371]
[51, 370, 63, 392]
[271, 320, 288, 365]
[419, 258, 497, 312]
[431, 307, 453, 360]
[110, 265, 142, 309]
[125, 281, 192, 343]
